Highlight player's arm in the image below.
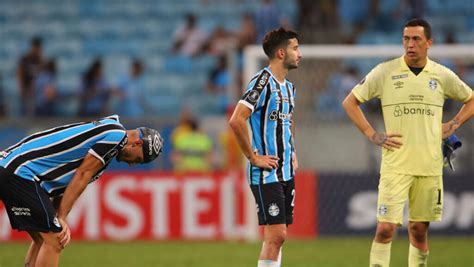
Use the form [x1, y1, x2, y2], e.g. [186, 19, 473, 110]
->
[57, 153, 103, 246]
[58, 153, 102, 219]
[342, 92, 402, 151]
[229, 103, 279, 169]
[290, 119, 298, 171]
[442, 94, 474, 138]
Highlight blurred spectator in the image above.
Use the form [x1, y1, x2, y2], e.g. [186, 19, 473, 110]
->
[78, 58, 111, 117]
[205, 25, 237, 56]
[16, 36, 44, 116]
[171, 13, 208, 57]
[112, 59, 146, 117]
[171, 118, 214, 172]
[236, 13, 257, 52]
[171, 108, 194, 147]
[406, 0, 425, 18]
[207, 55, 231, 112]
[298, 0, 338, 30]
[337, 0, 370, 36]
[33, 59, 58, 117]
[255, 0, 289, 42]
[218, 107, 243, 171]
[317, 66, 359, 118]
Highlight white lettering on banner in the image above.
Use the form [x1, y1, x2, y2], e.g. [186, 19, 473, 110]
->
[346, 191, 378, 229]
[142, 178, 179, 238]
[347, 191, 474, 230]
[220, 174, 238, 238]
[104, 176, 143, 240]
[68, 185, 100, 239]
[0, 208, 10, 240]
[182, 178, 216, 238]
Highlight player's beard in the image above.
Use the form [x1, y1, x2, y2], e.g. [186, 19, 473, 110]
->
[284, 55, 299, 70]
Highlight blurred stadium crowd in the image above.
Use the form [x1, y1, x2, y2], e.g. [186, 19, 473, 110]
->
[0, 0, 473, 171]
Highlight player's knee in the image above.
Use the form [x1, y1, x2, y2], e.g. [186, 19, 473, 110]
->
[375, 223, 396, 242]
[267, 229, 287, 246]
[409, 223, 428, 243]
[41, 233, 65, 253]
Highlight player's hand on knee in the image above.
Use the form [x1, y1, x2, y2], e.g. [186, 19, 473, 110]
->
[58, 218, 71, 249]
[250, 154, 279, 170]
[370, 132, 403, 151]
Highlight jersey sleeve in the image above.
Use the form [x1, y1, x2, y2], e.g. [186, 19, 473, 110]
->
[442, 69, 473, 103]
[89, 125, 128, 165]
[238, 70, 271, 112]
[351, 64, 384, 103]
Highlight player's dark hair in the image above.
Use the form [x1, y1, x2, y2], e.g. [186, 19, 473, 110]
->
[262, 27, 299, 59]
[405, 18, 432, 40]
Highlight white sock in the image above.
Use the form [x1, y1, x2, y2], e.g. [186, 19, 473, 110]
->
[257, 260, 279, 267]
[276, 247, 282, 266]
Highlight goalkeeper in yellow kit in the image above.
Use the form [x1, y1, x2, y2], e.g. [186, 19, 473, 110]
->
[342, 18, 473, 267]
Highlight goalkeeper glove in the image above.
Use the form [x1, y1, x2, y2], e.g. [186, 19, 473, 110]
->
[442, 134, 462, 171]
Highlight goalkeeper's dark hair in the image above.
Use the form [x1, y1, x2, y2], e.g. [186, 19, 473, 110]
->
[405, 18, 432, 40]
[262, 27, 299, 59]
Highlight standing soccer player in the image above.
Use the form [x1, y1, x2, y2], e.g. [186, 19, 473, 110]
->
[342, 18, 473, 267]
[0, 115, 163, 267]
[229, 27, 301, 267]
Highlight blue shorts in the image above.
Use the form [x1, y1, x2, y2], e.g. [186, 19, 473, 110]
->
[0, 167, 62, 233]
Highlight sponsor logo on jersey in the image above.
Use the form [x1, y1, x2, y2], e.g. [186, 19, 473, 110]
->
[409, 94, 424, 101]
[393, 105, 435, 117]
[391, 74, 408, 80]
[394, 81, 404, 89]
[256, 72, 270, 90]
[268, 203, 280, 217]
[269, 110, 293, 121]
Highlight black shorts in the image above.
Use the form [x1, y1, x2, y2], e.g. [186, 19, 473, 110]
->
[250, 179, 295, 225]
[0, 167, 62, 233]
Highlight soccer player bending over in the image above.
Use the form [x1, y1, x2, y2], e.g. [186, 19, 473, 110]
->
[342, 18, 473, 267]
[0, 115, 163, 267]
[229, 27, 302, 267]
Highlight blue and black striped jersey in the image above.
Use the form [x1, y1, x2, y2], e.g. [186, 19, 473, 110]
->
[0, 115, 127, 197]
[239, 67, 296, 185]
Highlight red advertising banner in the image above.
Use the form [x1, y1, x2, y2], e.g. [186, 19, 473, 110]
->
[0, 171, 317, 241]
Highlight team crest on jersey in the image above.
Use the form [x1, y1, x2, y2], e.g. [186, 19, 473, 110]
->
[428, 79, 437, 91]
[268, 203, 280, 217]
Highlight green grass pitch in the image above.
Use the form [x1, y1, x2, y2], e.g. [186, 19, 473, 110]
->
[0, 237, 472, 266]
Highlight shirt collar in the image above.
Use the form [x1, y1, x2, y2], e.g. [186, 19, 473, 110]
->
[399, 56, 433, 73]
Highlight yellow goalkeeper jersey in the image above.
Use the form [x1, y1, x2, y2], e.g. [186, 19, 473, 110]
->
[352, 56, 472, 175]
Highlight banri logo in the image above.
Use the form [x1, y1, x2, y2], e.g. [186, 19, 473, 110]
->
[393, 105, 435, 117]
